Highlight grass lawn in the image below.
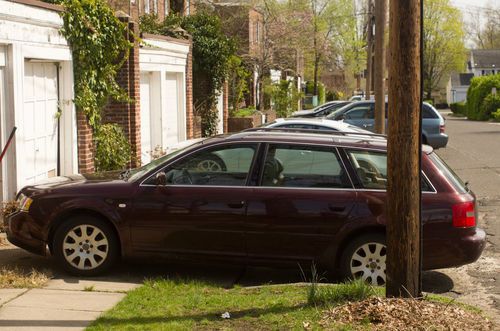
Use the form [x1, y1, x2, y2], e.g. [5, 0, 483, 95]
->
[87, 278, 378, 330]
[87, 278, 492, 330]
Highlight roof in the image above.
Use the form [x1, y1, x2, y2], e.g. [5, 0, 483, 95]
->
[470, 49, 500, 68]
[450, 72, 474, 87]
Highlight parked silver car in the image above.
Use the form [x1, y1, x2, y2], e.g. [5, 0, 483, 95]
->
[262, 118, 377, 135]
[326, 101, 448, 149]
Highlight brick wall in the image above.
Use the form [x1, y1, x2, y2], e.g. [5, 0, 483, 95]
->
[76, 111, 95, 173]
[103, 16, 141, 168]
[186, 38, 195, 139]
[227, 113, 263, 132]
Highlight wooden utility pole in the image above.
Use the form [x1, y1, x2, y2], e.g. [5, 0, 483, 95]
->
[374, 0, 387, 134]
[365, 0, 374, 100]
[386, 0, 422, 298]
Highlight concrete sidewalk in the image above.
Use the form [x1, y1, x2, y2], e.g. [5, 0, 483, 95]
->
[0, 233, 140, 330]
[0, 278, 139, 330]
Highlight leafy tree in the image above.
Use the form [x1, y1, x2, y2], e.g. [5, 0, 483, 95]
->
[423, 0, 466, 99]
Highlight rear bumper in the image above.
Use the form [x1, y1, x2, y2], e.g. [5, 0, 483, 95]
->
[4, 211, 48, 256]
[426, 134, 449, 149]
[423, 227, 486, 270]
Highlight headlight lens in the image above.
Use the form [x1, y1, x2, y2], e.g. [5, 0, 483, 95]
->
[17, 193, 33, 212]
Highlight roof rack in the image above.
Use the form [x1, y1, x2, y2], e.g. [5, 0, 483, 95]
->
[242, 127, 387, 139]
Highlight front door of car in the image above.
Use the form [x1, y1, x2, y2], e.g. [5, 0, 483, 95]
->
[130, 143, 258, 259]
[343, 103, 375, 131]
[245, 144, 357, 263]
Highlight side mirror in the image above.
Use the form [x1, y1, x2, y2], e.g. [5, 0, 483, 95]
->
[338, 114, 346, 120]
[155, 171, 167, 186]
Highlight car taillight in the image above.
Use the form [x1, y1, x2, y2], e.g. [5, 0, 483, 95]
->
[439, 124, 445, 134]
[452, 201, 476, 228]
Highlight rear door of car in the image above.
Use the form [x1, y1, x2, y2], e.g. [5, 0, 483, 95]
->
[130, 142, 259, 259]
[245, 143, 357, 262]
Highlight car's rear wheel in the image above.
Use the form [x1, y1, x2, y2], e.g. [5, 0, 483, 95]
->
[340, 234, 386, 286]
[53, 216, 118, 276]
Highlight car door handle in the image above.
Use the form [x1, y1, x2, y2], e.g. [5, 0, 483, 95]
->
[329, 205, 346, 212]
[227, 201, 246, 209]
[363, 124, 373, 128]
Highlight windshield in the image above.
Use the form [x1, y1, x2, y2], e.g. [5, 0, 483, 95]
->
[126, 140, 205, 182]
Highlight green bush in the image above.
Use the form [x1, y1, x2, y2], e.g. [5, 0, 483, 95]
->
[482, 94, 500, 119]
[231, 107, 256, 118]
[326, 90, 340, 101]
[493, 109, 500, 121]
[424, 99, 434, 105]
[466, 74, 500, 120]
[267, 80, 302, 118]
[450, 102, 466, 115]
[94, 124, 131, 172]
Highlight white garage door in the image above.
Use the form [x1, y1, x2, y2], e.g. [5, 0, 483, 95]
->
[22, 62, 59, 186]
[140, 73, 152, 165]
[164, 73, 179, 147]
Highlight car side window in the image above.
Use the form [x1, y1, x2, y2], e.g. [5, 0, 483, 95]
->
[348, 150, 388, 189]
[261, 145, 351, 188]
[152, 144, 257, 186]
[347, 149, 435, 192]
[344, 105, 374, 120]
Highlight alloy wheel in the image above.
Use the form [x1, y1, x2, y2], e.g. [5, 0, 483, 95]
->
[350, 242, 387, 286]
[62, 224, 109, 270]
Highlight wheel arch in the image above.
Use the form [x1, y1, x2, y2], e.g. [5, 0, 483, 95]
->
[333, 225, 386, 270]
[48, 209, 122, 257]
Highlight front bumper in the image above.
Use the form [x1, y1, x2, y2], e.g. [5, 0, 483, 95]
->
[4, 211, 48, 256]
[423, 227, 486, 270]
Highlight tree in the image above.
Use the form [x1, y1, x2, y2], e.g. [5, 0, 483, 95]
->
[468, 5, 500, 49]
[423, 0, 466, 99]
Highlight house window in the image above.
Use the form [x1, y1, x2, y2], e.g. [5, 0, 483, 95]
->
[144, 0, 150, 14]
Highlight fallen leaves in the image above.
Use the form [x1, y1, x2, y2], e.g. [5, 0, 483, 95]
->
[321, 296, 494, 330]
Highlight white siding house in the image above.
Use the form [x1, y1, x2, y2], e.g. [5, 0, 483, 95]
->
[0, 0, 77, 201]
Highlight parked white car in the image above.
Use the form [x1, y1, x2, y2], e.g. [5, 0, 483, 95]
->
[262, 118, 381, 136]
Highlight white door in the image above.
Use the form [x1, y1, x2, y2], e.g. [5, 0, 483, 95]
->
[22, 62, 59, 186]
[164, 73, 179, 147]
[140, 73, 152, 165]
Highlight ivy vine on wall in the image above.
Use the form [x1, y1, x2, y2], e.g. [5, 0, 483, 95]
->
[52, 0, 133, 171]
[140, 12, 236, 136]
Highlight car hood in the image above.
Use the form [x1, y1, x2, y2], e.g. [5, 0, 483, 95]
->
[20, 171, 125, 196]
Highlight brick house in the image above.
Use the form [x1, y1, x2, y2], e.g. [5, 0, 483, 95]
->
[0, 0, 197, 201]
[0, 0, 77, 201]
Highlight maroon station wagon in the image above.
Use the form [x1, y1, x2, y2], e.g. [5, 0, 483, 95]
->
[5, 130, 486, 285]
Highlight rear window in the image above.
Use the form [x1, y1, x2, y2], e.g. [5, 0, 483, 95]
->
[423, 104, 439, 119]
[428, 153, 468, 193]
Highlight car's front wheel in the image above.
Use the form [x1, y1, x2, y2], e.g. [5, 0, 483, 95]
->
[53, 216, 119, 276]
[340, 234, 386, 286]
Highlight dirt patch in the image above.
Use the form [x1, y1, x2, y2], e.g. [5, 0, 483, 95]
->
[321, 297, 494, 330]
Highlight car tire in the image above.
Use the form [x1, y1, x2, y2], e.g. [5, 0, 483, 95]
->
[195, 154, 227, 172]
[340, 233, 386, 286]
[53, 216, 119, 276]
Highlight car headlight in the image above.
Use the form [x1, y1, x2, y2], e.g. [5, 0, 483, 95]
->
[17, 193, 33, 212]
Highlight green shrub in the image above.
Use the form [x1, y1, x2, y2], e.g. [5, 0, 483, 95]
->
[482, 94, 500, 119]
[424, 99, 434, 105]
[231, 107, 256, 118]
[266, 80, 302, 118]
[326, 90, 340, 101]
[493, 109, 500, 121]
[450, 102, 466, 115]
[94, 124, 131, 171]
[466, 74, 500, 120]
[318, 83, 326, 104]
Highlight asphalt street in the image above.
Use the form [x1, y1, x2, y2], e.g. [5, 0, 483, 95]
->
[435, 112, 500, 324]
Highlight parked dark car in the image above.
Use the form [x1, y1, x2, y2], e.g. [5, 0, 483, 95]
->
[6, 130, 485, 285]
[326, 101, 448, 149]
[292, 101, 351, 118]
